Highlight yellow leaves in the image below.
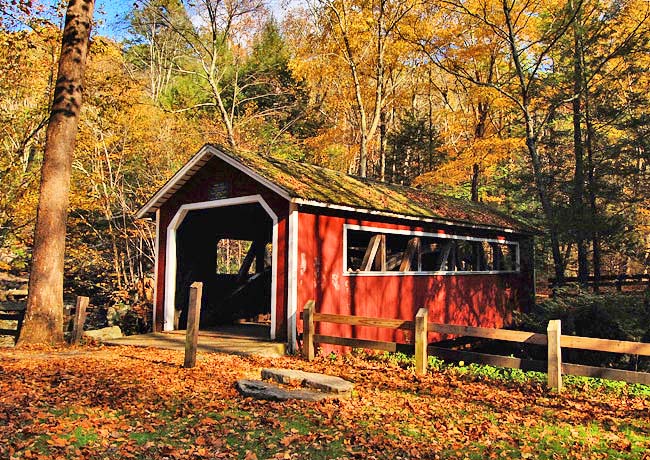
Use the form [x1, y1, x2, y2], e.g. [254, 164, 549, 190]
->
[67, 35, 202, 221]
[414, 135, 524, 198]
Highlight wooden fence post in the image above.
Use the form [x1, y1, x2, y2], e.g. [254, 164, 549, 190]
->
[184, 282, 203, 368]
[415, 308, 428, 375]
[71, 296, 89, 344]
[303, 300, 315, 361]
[616, 275, 623, 292]
[547, 319, 562, 391]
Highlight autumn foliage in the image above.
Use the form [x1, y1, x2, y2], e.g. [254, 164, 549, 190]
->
[0, 0, 649, 320]
[0, 346, 648, 459]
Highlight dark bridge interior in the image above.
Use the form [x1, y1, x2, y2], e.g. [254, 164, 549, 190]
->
[174, 203, 272, 332]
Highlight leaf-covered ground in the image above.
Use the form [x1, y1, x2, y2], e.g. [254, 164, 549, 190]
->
[1, 346, 649, 460]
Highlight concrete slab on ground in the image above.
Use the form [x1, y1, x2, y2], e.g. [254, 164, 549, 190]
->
[103, 331, 286, 358]
[236, 379, 330, 401]
[237, 368, 353, 401]
[262, 368, 354, 394]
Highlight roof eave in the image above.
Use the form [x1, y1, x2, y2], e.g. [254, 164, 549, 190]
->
[292, 198, 537, 235]
[135, 145, 214, 219]
[136, 144, 537, 236]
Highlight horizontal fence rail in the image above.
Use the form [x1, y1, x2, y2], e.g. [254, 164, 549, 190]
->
[548, 273, 650, 290]
[0, 296, 89, 343]
[428, 323, 547, 346]
[313, 312, 414, 331]
[302, 301, 650, 390]
[313, 335, 405, 353]
[560, 335, 650, 355]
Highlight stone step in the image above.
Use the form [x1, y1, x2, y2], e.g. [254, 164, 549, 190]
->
[261, 368, 354, 395]
[236, 379, 331, 401]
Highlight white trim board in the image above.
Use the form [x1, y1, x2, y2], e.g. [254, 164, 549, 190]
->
[137, 146, 213, 219]
[294, 198, 528, 235]
[152, 209, 160, 330]
[163, 195, 279, 340]
[286, 203, 299, 353]
[344, 224, 519, 244]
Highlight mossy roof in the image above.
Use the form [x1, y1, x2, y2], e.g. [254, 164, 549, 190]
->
[222, 146, 534, 234]
[138, 144, 536, 234]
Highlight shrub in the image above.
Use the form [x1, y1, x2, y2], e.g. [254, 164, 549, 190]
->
[514, 288, 650, 370]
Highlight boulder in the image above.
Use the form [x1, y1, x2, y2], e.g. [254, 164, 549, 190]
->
[106, 304, 130, 326]
[235, 379, 330, 402]
[83, 326, 123, 341]
[261, 368, 354, 395]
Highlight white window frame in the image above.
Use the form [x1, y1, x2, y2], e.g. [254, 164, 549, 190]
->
[343, 224, 520, 276]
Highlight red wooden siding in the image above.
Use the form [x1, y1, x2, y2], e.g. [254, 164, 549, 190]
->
[296, 211, 534, 346]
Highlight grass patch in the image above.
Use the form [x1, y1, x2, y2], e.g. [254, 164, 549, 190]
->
[368, 350, 650, 398]
[67, 426, 98, 448]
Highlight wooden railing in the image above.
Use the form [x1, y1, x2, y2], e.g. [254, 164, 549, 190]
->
[548, 273, 650, 291]
[0, 296, 89, 344]
[301, 301, 650, 390]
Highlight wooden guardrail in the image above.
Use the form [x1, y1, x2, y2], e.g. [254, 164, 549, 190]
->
[0, 296, 89, 343]
[548, 273, 650, 291]
[301, 301, 650, 390]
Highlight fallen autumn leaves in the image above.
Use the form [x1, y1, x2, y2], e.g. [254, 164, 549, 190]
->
[0, 346, 648, 459]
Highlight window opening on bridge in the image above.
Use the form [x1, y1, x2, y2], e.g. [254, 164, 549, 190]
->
[346, 227, 519, 274]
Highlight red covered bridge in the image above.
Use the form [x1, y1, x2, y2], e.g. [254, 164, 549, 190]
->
[137, 144, 536, 352]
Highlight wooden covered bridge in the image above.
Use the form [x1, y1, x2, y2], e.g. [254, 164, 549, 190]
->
[137, 144, 536, 353]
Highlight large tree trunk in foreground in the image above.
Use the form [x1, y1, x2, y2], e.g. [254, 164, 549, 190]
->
[18, 0, 95, 346]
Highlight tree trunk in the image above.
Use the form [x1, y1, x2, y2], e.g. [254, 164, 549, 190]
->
[584, 74, 601, 291]
[472, 99, 489, 202]
[524, 123, 565, 283]
[471, 163, 480, 202]
[571, 1, 589, 284]
[379, 109, 386, 181]
[427, 66, 435, 172]
[332, 0, 385, 178]
[210, 75, 237, 148]
[18, 0, 95, 346]
[359, 132, 368, 177]
[502, 0, 564, 282]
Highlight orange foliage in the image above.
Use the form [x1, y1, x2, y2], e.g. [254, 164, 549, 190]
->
[0, 346, 648, 459]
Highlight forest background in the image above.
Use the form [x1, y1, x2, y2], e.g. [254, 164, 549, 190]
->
[1, 0, 649, 324]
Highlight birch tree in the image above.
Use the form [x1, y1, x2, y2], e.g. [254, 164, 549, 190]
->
[133, 0, 267, 148]
[292, 0, 419, 177]
[414, 0, 582, 281]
